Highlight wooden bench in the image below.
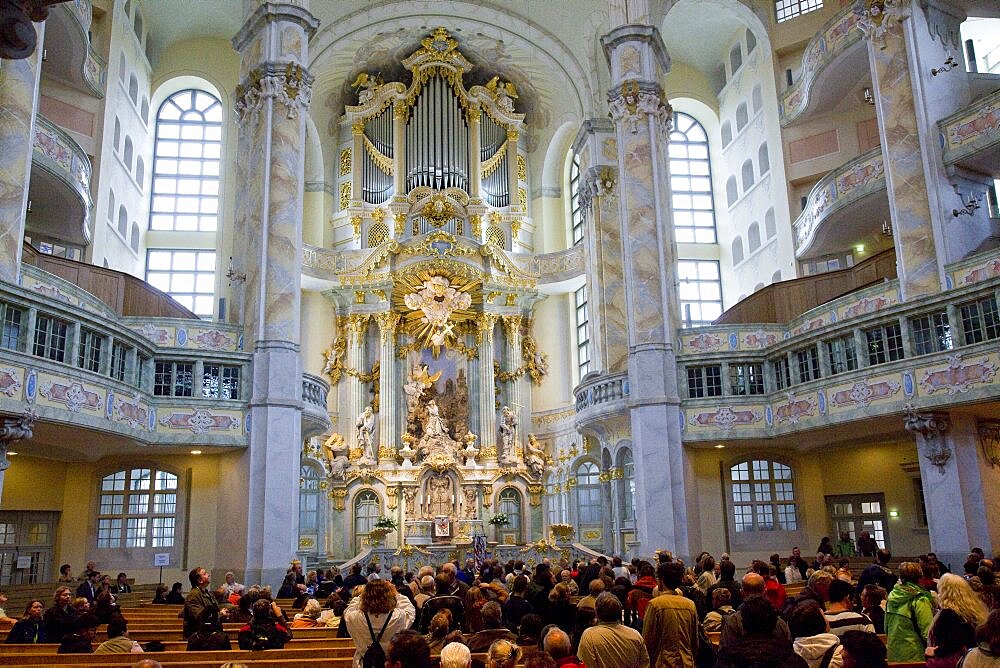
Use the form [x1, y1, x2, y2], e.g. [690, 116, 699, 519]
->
[0, 637, 351, 653]
[0, 646, 353, 666]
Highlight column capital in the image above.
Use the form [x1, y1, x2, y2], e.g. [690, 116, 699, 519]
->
[234, 62, 314, 122]
[0, 411, 35, 471]
[857, 0, 912, 49]
[233, 2, 319, 52]
[601, 24, 670, 86]
[904, 404, 951, 473]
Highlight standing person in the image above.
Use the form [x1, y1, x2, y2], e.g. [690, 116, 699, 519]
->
[857, 531, 878, 558]
[885, 562, 934, 662]
[834, 532, 857, 558]
[5, 600, 46, 644]
[503, 575, 533, 631]
[42, 586, 77, 643]
[57, 564, 74, 583]
[183, 566, 223, 639]
[925, 573, 988, 667]
[642, 562, 699, 668]
[578, 592, 650, 668]
[343, 580, 415, 668]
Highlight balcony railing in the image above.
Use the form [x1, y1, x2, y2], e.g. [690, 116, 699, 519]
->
[780, 4, 865, 126]
[30, 115, 93, 247]
[792, 147, 886, 257]
[938, 88, 1000, 170]
[49, 0, 106, 98]
[301, 372, 332, 440]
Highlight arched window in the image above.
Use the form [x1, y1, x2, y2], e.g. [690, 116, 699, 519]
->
[741, 159, 755, 191]
[128, 74, 139, 104]
[746, 28, 757, 54]
[772, 270, 782, 282]
[758, 143, 770, 176]
[764, 208, 776, 238]
[570, 152, 583, 245]
[117, 205, 128, 237]
[151, 89, 223, 232]
[113, 118, 121, 152]
[118, 54, 126, 83]
[133, 11, 143, 42]
[754, 282, 765, 292]
[135, 157, 144, 187]
[732, 236, 744, 264]
[299, 464, 321, 535]
[726, 176, 738, 207]
[498, 488, 523, 544]
[130, 223, 140, 252]
[123, 136, 133, 171]
[576, 461, 603, 532]
[729, 459, 797, 532]
[721, 121, 733, 147]
[96, 468, 178, 549]
[354, 490, 380, 551]
[617, 449, 635, 524]
[748, 223, 761, 252]
[141, 97, 149, 125]
[729, 44, 743, 75]
[736, 103, 749, 132]
[669, 111, 716, 243]
[752, 85, 763, 114]
[107, 190, 116, 222]
[123, 0, 131, 17]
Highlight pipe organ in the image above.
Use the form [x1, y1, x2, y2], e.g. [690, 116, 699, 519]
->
[343, 28, 525, 247]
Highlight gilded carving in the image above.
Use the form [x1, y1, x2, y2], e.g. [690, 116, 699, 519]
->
[340, 183, 351, 210]
[351, 215, 362, 238]
[517, 154, 526, 182]
[608, 80, 672, 137]
[340, 148, 352, 176]
[857, 0, 911, 49]
[331, 487, 348, 511]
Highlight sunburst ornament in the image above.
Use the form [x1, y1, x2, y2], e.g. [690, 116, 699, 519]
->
[403, 275, 473, 348]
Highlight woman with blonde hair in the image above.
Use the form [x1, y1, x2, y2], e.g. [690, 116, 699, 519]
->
[926, 573, 989, 667]
[486, 638, 522, 668]
[343, 580, 415, 667]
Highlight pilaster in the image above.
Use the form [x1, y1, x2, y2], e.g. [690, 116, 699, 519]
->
[374, 311, 400, 460]
[476, 314, 498, 458]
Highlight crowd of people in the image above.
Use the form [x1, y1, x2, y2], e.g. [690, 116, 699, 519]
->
[6, 547, 1000, 667]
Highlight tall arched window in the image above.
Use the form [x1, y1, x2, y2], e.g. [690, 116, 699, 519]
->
[726, 176, 738, 207]
[736, 103, 749, 132]
[617, 449, 635, 524]
[576, 461, 603, 532]
[498, 488, 523, 544]
[731, 237, 744, 264]
[721, 121, 733, 147]
[741, 159, 755, 191]
[729, 44, 743, 75]
[569, 152, 583, 245]
[299, 464, 321, 537]
[136, 157, 145, 187]
[746, 29, 757, 54]
[117, 205, 128, 238]
[123, 137, 133, 170]
[354, 490, 380, 552]
[118, 54, 126, 84]
[758, 143, 770, 176]
[130, 223, 140, 252]
[669, 112, 716, 243]
[151, 89, 223, 232]
[752, 85, 763, 114]
[748, 222, 761, 252]
[729, 459, 797, 533]
[113, 118, 121, 152]
[107, 190, 116, 223]
[96, 468, 178, 549]
[764, 208, 777, 239]
[128, 75, 139, 104]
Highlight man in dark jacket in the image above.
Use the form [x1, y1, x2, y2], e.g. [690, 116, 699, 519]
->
[503, 575, 533, 631]
[418, 573, 465, 633]
[716, 596, 807, 668]
[57, 613, 99, 654]
[183, 566, 222, 638]
[857, 549, 898, 594]
[707, 559, 744, 611]
[719, 573, 792, 654]
[467, 601, 517, 652]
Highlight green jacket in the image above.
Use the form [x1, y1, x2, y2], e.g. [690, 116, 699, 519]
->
[833, 539, 856, 557]
[885, 582, 934, 662]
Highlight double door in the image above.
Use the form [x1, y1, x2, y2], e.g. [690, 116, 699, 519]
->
[0, 511, 58, 584]
[826, 494, 888, 551]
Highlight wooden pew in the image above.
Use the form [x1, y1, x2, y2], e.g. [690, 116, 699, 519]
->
[0, 637, 351, 653]
[0, 646, 353, 666]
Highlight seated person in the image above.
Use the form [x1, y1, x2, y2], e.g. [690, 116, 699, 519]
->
[187, 607, 231, 651]
[467, 601, 517, 652]
[57, 613, 99, 654]
[703, 588, 736, 633]
[237, 598, 292, 650]
[94, 615, 142, 654]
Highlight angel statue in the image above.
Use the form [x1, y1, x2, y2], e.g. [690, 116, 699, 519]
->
[498, 405, 518, 464]
[524, 433, 547, 480]
[485, 76, 518, 112]
[355, 404, 376, 462]
[322, 432, 350, 480]
[350, 72, 383, 104]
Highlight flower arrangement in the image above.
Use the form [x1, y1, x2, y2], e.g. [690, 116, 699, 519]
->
[488, 513, 509, 526]
[373, 516, 398, 531]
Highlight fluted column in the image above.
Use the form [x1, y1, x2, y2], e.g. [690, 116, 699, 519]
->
[506, 129, 519, 211]
[0, 22, 44, 283]
[467, 108, 481, 199]
[392, 103, 406, 197]
[343, 314, 368, 452]
[602, 24, 694, 558]
[230, 0, 318, 589]
[501, 315, 524, 458]
[374, 311, 400, 461]
[476, 314, 499, 459]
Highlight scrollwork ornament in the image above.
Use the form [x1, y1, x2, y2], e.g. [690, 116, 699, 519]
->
[0, 411, 35, 471]
[608, 80, 672, 137]
[234, 62, 314, 123]
[857, 0, 912, 50]
[904, 404, 951, 473]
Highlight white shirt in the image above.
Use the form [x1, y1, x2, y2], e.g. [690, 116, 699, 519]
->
[343, 593, 415, 668]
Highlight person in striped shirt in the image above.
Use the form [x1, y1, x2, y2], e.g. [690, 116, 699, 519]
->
[824, 580, 875, 638]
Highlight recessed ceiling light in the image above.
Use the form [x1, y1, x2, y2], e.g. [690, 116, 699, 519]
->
[7, 452, 17, 456]
[190, 450, 202, 455]
[714, 444, 725, 449]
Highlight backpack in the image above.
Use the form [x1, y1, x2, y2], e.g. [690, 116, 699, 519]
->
[362, 611, 393, 668]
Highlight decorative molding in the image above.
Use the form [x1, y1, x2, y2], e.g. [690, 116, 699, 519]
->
[607, 80, 672, 137]
[857, 0, 912, 50]
[0, 411, 35, 471]
[903, 404, 951, 473]
[234, 62, 314, 123]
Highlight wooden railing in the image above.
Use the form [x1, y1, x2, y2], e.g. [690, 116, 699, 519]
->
[715, 248, 897, 325]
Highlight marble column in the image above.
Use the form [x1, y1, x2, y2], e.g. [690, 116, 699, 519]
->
[230, 1, 318, 589]
[0, 412, 34, 502]
[501, 315, 524, 458]
[476, 314, 499, 459]
[343, 314, 368, 452]
[374, 311, 400, 460]
[602, 24, 694, 558]
[0, 22, 44, 284]
[906, 408, 997, 569]
[468, 108, 481, 199]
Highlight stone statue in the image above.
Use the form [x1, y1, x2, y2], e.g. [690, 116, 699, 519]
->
[350, 72, 383, 104]
[428, 475, 453, 517]
[462, 487, 478, 519]
[402, 487, 418, 519]
[498, 405, 518, 464]
[322, 432, 350, 480]
[424, 399, 448, 438]
[525, 433, 546, 480]
[355, 404, 376, 462]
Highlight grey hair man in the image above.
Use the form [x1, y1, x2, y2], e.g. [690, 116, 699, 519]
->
[544, 627, 580, 663]
[440, 641, 472, 668]
[578, 592, 650, 668]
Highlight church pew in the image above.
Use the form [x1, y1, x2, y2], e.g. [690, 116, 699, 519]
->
[0, 646, 353, 665]
[2, 660, 356, 668]
[0, 637, 351, 653]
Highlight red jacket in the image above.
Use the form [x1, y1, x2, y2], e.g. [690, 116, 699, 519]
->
[763, 577, 786, 611]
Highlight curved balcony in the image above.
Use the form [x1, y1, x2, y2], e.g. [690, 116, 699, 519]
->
[793, 147, 888, 259]
[939, 88, 1000, 177]
[574, 371, 630, 430]
[28, 115, 92, 247]
[302, 373, 332, 439]
[525, 245, 586, 287]
[44, 0, 106, 97]
[780, 5, 867, 127]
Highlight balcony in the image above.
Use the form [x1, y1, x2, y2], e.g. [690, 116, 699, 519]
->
[792, 147, 889, 259]
[43, 0, 106, 97]
[574, 371, 630, 430]
[676, 248, 1000, 442]
[780, 5, 867, 127]
[301, 373, 332, 439]
[938, 88, 1000, 178]
[28, 115, 93, 248]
